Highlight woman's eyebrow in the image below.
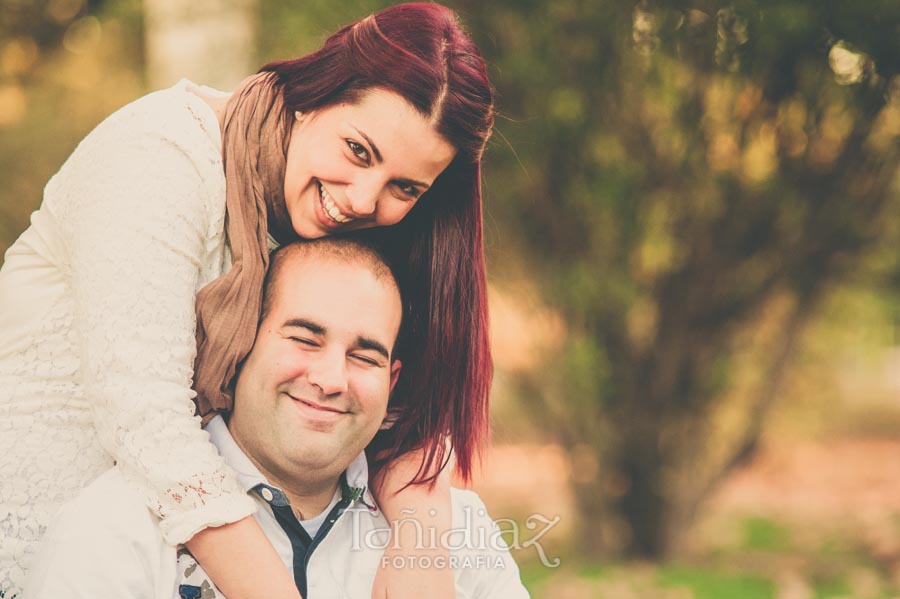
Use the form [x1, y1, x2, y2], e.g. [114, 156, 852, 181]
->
[352, 127, 383, 163]
[396, 178, 430, 190]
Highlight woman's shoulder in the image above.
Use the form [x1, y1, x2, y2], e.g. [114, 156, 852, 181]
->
[47, 79, 226, 205]
[43, 79, 228, 237]
[82, 79, 223, 161]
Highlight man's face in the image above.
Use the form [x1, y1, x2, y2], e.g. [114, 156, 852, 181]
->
[230, 252, 402, 489]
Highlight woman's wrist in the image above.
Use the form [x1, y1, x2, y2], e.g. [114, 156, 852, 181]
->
[186, 517, 303, 599]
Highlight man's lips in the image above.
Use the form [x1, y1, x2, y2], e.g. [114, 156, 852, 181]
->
[287, 393, 348, 414]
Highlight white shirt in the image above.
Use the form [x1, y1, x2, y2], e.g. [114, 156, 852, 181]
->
[24, 416, 531, 599]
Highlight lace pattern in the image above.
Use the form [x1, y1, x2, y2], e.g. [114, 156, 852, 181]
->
[0, 81, 254, 597]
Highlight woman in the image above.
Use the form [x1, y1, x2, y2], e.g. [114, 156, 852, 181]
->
[0, 3, 493, 598]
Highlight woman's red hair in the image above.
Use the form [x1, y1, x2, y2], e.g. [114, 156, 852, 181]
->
[261, 3, 494, 486]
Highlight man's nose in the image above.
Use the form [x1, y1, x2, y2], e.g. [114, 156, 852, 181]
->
[306, 353, 348, 396]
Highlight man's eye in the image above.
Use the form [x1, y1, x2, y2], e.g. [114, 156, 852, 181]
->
[352, 354, 380, 366]
[346, 140, 370, 163]
[291, 337, 318, 347]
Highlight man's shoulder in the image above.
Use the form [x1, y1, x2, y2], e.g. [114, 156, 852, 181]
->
[450, 488, 503, 530]
[450, 488, 488, 508]
[61, 466, 159, 533]
[448, 488, 532, 599]
[24, 468, 173, 597]
[38, 466, 167, 560]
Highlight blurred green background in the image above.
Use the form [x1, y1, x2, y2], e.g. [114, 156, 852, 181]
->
[3, 1, 900, 597]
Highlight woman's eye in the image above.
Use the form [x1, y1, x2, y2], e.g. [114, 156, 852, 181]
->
[291, 337, 318, 347]
[346, 140, 370, 163]
[396, 183, 420, 199]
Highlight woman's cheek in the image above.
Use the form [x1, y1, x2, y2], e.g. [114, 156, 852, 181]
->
[377, 201, 415, 227]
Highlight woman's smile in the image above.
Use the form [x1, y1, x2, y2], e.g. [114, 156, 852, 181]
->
[318, 181, 354, 225]
[282, 88, 456, 240]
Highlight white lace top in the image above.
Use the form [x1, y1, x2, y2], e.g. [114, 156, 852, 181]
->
[0, 80, 257, 597]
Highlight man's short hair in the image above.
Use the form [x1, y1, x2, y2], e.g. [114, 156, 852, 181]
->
[260, 237, 402, 327]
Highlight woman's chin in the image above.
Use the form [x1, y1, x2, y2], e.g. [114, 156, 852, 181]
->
[290, 215, 330, 240]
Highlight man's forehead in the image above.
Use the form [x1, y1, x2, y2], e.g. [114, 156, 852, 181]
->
[270, 255, 402, 346]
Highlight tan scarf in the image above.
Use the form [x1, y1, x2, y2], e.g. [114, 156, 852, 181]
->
[193, 72, 295, 419]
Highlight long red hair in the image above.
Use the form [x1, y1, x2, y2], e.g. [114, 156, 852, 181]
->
[261, 3, 494, 485]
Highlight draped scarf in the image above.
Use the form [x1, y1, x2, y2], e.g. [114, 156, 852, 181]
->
[193, 71, 296, 419]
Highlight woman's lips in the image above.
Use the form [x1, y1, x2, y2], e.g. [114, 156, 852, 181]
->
[314, 180, 355, 229]
[313, 180, 342, 230]
[318, 181, 353, 223]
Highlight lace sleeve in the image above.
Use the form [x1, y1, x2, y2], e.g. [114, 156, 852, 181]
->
[54, 101, 256, 545]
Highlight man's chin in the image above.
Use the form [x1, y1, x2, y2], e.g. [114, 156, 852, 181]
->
[287, 443, 352, 473]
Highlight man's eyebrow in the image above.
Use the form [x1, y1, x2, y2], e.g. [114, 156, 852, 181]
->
[357, 336, 391, 361]
[282, 318, 325, 335]
[283, 318, 390, 360]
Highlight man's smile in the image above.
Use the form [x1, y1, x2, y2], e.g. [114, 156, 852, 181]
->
[286, 392, 349, 415]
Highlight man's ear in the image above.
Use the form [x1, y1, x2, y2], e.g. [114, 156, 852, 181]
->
[389, 359, 402, 394]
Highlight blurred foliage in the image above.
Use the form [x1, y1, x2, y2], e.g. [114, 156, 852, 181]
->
[0, 0, 142, 254]
[1, 0, 109, 52]
[451, 0, 900, 558]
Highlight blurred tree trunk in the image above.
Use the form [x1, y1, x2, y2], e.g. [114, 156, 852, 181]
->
[614, 425, 670, 557]
[144, 0, 256, 90]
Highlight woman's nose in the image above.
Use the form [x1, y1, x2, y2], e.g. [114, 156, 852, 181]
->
[345, 174, 383, 217]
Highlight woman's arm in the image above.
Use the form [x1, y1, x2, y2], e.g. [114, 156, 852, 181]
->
[371, 449, 456, 599]
[186, 518, 301, 598]
[58, 95, 300, 598]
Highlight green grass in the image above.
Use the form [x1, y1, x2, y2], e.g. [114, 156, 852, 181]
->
[657, 565, 776, 599]
[811, 577, 850, 599]
[518, 559, 560, 589]
[514, 515, 900, 599]
[741, 516, 791, 552]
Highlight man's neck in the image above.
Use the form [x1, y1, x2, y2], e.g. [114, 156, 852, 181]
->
[245, 453, 341, 521]
[224, 419, 342, 521]
[273, 476, 341, 522]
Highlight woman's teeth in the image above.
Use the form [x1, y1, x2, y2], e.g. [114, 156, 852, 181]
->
[319, 182, 352, 224]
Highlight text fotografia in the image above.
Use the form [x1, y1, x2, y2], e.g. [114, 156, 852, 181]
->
[382, 554, 508, 570]
[347, 506, 562, 568]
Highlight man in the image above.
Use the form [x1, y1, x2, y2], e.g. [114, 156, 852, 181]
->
[25, 238, 530, 598]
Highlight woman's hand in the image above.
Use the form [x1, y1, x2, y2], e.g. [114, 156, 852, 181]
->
[186, 516, 303, 599]
[371, 449, 456, 599]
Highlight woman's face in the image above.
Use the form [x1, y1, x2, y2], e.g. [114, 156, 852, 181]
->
[283, 88, 457, 239]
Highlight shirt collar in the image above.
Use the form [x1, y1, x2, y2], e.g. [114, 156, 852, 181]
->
[344, 451, 377, 509]
[204, 415, 376, 509]
[205, 415, 268, 493]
